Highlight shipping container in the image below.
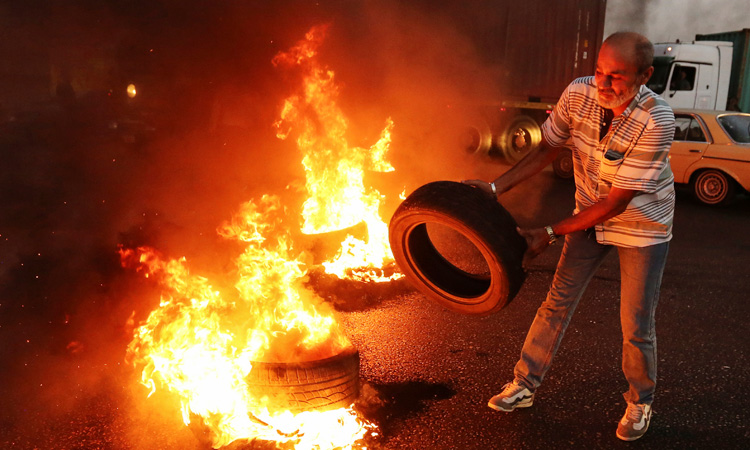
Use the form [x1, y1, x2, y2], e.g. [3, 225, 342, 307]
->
[696, 29, 750, 113]
[449, 0, 607, 161]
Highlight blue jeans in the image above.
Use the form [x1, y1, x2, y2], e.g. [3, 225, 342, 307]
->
[513, 229, 669, 405]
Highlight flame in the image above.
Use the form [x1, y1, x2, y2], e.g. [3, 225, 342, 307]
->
[123, 25, 404, 449]
[273, 25, 401, 282]
[123, 195, 374, 449]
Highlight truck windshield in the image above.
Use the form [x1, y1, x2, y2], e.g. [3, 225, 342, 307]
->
[647, 56, 674, 94]
[718, 114, 750, 143]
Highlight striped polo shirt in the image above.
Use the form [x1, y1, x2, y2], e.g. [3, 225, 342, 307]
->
[542, 76, 675, 247]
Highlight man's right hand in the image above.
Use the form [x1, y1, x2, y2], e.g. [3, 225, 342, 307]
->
[516, 226, 552, 266]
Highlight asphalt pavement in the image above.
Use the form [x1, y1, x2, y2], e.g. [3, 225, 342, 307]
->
[338, 171, 750, 450]
[1, 122, 749, 449]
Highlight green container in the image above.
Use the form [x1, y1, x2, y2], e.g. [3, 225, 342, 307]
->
[697, 29, 750, 112]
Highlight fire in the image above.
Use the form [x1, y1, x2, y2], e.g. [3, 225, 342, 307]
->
[123, 196, 374, 449]
[122, 25, 399, 449]
[273, 25, 401, 282]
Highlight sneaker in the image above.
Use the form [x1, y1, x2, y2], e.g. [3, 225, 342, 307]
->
[616, 402, 652, 441]
[488, 380, 535, 412]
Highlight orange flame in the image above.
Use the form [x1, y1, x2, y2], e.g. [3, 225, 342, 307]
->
[123, 24, 401, 449]
[123, 195, 374, 449]
[273, 25, 401, 282]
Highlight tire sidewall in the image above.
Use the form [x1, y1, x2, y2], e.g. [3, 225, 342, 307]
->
[389, 181, 526, 315]
[391, 209, 512, 315]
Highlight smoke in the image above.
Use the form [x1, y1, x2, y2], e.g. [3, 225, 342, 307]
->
[605, 0, 750, 43]
[603, 0, 648, 36]
[0, 0, 503, 446]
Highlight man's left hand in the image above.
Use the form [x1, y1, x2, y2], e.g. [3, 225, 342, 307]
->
[517, 227, 551, 266]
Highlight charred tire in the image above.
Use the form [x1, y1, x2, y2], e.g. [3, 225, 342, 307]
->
[246, 347, 360, 413]
[552, 148, 574, 179]
[496, 115, 542, 164]
[691, 169, 736, 205]
[389, 181, 526, 315]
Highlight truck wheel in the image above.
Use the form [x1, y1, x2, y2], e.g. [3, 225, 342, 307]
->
[459, 124, 493, 157]
[692, 169, 735, 205]
[389, 181, 526, 315]
[457, 112, 493, 157]
[552, 148, 574, 179]
[496, 115, 541, 164]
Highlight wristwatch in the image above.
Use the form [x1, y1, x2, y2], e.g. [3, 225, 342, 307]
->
[544, 225, 557, 245]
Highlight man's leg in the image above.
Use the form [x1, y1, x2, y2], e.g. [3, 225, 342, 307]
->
[514, 230, 612, 389]
[617, 242, 670, 405]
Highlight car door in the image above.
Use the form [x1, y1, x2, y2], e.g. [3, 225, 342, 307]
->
[669, 114, 710, 183]
[695, 64, 716, 109]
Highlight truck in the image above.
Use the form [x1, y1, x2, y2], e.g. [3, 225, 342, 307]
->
[647, 29, 750, 112]
[454, 0, 606, 163]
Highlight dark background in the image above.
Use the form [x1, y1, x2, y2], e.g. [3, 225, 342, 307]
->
[1, 1, 749, 449]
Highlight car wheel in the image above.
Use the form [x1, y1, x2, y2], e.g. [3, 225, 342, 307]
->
[692, 169, 736, 205]
[389, 181, 526, 315]
[245, 347, 360, 413]
[496, 115, 542, 164]
[552, 148, 574, 179]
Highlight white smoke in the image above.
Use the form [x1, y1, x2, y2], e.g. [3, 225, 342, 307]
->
[605, 0, 750, 43]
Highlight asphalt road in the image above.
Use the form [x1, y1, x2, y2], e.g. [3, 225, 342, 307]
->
[1, 121, 749, 449]
[341, 175, 750, 450]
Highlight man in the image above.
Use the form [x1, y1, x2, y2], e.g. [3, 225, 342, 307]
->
[670, 68, 692, 91]
[464, 31, 674, 441]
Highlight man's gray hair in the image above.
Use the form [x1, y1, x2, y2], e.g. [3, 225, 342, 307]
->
[604, 31, 654, 74]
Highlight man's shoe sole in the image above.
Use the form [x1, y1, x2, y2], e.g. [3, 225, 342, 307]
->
[616, 422, 650, 441]
[487, 397, 533, 412]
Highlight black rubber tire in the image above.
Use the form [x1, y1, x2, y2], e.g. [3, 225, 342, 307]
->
[552, 148, 574, 179]
[691, 169, 736, 205]
[245, 347, 360, 413]
[389, 181, 527, 315]
[496, 115, 542, 164]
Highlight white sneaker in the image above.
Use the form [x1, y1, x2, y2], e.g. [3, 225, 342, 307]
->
[616, 402, 652, 441]
[487, 380, 535, 412]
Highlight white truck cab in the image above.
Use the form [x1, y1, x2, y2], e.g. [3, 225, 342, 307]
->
[648, 41, 733, 110]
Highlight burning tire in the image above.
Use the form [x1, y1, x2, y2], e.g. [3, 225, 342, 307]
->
[389, 181, 526, 315]
[246, 347, 360, 413]
[189, 348, 361, 448]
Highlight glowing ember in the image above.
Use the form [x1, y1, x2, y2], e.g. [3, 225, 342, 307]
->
[123, 196, 374, 449]
[273, 25, 401, 283]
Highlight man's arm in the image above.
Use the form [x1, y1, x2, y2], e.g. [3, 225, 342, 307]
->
[464, 81, 573, 195]
[518, 186, 637, 265]
[463, 139, 562, 196]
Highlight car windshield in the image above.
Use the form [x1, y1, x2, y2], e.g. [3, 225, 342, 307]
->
[717, 114, 750, 143]
[647, 57, 673, 94]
